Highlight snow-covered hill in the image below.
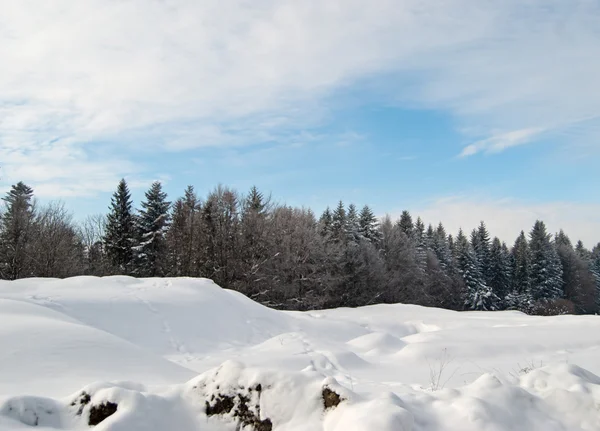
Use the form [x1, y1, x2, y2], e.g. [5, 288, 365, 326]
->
[1, 277, 599, 430]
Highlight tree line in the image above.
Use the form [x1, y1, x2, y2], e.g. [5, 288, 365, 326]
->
[2, 179, 599, 315]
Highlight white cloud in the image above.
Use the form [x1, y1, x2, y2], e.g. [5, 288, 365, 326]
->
[411, 196, 600, 248]
[460, 128, 545, 157]
[1, 0, 600, 196]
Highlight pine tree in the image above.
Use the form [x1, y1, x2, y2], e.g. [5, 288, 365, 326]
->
[471, 221, 491, 284]
[556, 239, 596, 314]
[168, 198, 187, 275]
[575, 240, 591, 260]
[319, 207, 333, 238]
[425, 224, 435, 250]
[529, 220, 563, 301]
[104, 179, 137, 274]
[555, 230, 572, 248]
[358, 205, 381, 244]
[431, 223, 452, 271]
[135, 181, 171, 276]
[506, 231, 532, 311]
[346, 204, 360, 243]
[240, 186, 271, 286]
[331, 201, 347, 242]
[456, 229, 499, 311]
[511, 231, 530, 293]
[413, 217, 427, 270]
[0, 182, 35, 279]
[398, 210, 414, 238]
[591, 243, 600, 311]
[167, 185, 201, 276]
[488, 237, 511, 304]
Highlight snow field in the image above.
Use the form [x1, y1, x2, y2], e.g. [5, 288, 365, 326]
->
[0, 277, 599, 430]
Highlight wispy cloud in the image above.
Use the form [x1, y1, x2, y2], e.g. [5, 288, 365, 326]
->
[459, 127, 545, 157]
[1, 0, 600, 196]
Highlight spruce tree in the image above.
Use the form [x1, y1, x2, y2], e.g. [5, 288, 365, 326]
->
[456, 229, 499, 310]
[488, 237, 511, 304]
[0, 182, 35, 279]
[319, 207, 333, 238]
[168, 198, 187, 276]
[591, 244, 600, 311]
[346, 204, 360, 243]
[135, 181, 171, 276]
[555, 230, 572, 248]
[240, 186, 270, 284]
[431, 223, 452, 271]
[167, 185, 201, 276]
[413, 217, 427, 270]
[447, 234, 455, 255]
[575, 240, 591, 260]
[506, 231, 532, 311]
[471, 221, 491, 284]
[425, 224, 435, 250]
[358, 205, 381, 244]
[529, 220, 563, 301]
[331, 201, 347, 242]
[511, 231, 529, 291]
[556, 240, 596, 314]
[104, 179, 136, 274]
[398, 210, 414, 237]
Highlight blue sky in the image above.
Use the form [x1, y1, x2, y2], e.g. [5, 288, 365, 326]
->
[1, 0, 599, 245]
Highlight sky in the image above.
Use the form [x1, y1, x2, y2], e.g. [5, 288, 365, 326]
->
[1, 0, 599, 246]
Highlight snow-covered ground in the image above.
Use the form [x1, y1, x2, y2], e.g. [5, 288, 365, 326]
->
[1, 277, 599, 430]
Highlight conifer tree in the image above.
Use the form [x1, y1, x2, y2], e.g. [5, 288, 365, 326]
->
[529, 220, 563, 301]
[240, 186, 271, 284]
[511, 231, 530, 293]
[135, 181, 171, 276]
[398, 210, 414, 237]
[471, 221, 491, 283]
[456, 229, 499, 310]
[575, 240, 591, 260]
[319, 207, 333, 238]
[331, 201, 347, 242]
[555, 230, 573, 249]
[358, 205, 381, 244]
[556, 238, 596, 314]
[413, 217, 427, 270]
[346, 204, 361, 243]
[431, 223, 452, 271]
[103, 179, 137, 274]
[425, 224, 435, 250]
[591, 244, 600, 311]
[166, 185, 201, 276]
[488, 237, 511, 303]
[0, 182, 35, 279]
[506, 231, 532, 310]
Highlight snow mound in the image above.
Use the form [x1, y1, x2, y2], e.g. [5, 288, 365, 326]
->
[0, 362, 411, 431]
[2, 362, 600, 431]
[347, 332, 407, 355]
[0, 298, 192, 398]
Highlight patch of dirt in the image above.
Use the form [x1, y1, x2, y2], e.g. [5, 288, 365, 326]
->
[322, 387, 344, 410]
[88, 401, 118, 426]
[205, 394, 235, 416]
[205, 384, 272, 431]
[70, 392, 91, 416]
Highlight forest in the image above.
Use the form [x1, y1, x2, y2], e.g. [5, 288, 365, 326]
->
[1, 180, 599, 315]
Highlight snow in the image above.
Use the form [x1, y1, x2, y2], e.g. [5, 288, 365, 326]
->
[1, 277, 599, 430]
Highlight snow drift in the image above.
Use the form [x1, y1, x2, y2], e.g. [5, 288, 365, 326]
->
[1, 277, 599, 430]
